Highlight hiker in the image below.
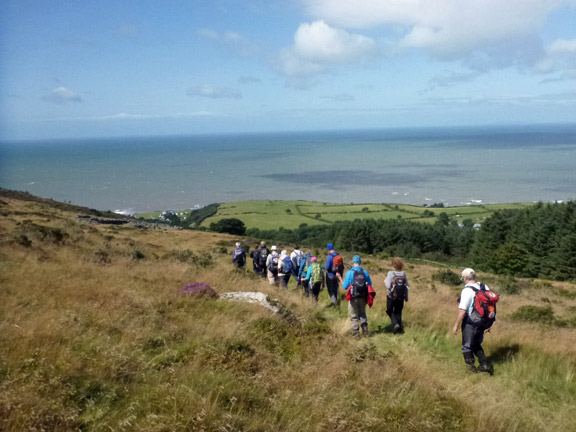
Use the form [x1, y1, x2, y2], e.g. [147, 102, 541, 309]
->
[250, 242, 261, 274]
[452, 268, 494, 374]
[302, 256, 324, 301]
[250, 241, 268, 275]
[340, 255, 375, 337]
[231, 242, 246, 269]
[290, 246, 304, 281]
[298, 250, 313, 296]
[384, 258, 410, 334]
[265, 246, 280, 286]
[278, 249, 292, 288]
[258, 241, 270, 278]
[325, 243, 344, 307]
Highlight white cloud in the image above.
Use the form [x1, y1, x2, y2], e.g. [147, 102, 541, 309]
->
[279, 20, 376, 76]
[238, 76, 262, 84]
[187, 85, 243, 99]
[301, 0, 576, 70]
[41, 87, 82, 104]
[197, 28, 261, 57]
[321, 93, 356, 102]
[91, 112, 214, 121]
[537, 38, 576, 75]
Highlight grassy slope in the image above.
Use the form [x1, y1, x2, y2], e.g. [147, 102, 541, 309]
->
[1, 195, 575, 431]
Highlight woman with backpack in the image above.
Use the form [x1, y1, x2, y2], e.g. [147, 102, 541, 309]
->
[302, 256, 324, 301]
[384, 258, 410, 334]
[340, 255, 374, 337]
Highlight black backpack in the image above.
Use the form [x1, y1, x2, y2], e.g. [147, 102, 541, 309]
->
[259, 248, 268, 266]
[270, 255, 279, 274]
[349, 269, 367, 299]
[391, 273, 407, 300]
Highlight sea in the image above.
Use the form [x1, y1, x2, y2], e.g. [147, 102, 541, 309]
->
[1, 124, 576, 214]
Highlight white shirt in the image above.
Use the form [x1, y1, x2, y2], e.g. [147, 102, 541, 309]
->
[458, 282, 490, 316]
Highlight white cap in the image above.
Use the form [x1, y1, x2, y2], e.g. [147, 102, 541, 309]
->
[235, 242, 241, 247]
[461, 268, 476, 280]
[271, 245, 277, 251]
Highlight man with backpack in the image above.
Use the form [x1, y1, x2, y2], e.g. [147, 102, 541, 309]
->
[384, 258, 410, 334]
[290, 246, 304, 285]
[301, 256, 324, 301]
[265, 246, 280, 286]
[325, 243, 344, 307]
[231, 242, 246, 269]
[341, 255, 374, 337]
[257, 242, 270, 278]
[278, 249, 292, 288]
[250, 242, 261, 274]
[452, 268, 497, 374]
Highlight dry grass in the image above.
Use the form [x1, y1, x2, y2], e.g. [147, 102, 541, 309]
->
[1, 196, 575, 431]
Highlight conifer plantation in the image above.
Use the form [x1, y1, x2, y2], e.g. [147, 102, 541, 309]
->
[1, 190, 575, 431]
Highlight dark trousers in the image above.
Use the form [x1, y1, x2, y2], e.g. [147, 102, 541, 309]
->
[326, 275, 339, 305]
[309, 282, 322, 301]
[386, 297, 405, 329]
[302, 279, 310, 296]
[280, 273, 291, 288]
[461, 316, 486, 356]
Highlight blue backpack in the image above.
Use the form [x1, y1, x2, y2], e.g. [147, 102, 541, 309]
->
[282, 256, 292, 274]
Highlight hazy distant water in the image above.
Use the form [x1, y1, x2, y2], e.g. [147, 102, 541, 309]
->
[1, 125, 576, 213]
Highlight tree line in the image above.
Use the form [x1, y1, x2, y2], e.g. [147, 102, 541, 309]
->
[240, 201, 576, 281]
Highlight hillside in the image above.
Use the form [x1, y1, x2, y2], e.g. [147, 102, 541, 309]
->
[1, 191, 575, 431]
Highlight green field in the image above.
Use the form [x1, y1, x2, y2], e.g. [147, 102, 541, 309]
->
[195, 200, 536, 230]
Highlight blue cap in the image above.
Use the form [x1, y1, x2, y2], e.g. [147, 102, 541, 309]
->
[353, 255, 361, 264]
[327, 243, 334, 250]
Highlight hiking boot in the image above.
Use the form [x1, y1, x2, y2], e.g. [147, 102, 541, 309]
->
[478, 362, 494, 375]
[475, 350, 493, 375]
[463, 352, 477, 373]
[393, 324, 401, 334]
[361, 323, 369, 337]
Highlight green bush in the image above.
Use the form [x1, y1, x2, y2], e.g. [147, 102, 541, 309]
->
[432, 269, 462, 286]
[210, 218, 246, 235]
[511, 305, 555, 324]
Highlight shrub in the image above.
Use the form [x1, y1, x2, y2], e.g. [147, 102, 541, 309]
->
[210, 218, 246, 235]
[511, 305, 555, 324]
[129, 249, 145, 260]
[432, 269, 461, 286]
[192, 251, 213, 268]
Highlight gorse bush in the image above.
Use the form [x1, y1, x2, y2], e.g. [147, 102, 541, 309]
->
[512, 305, 556, 324]
[432, 269, 462, 286]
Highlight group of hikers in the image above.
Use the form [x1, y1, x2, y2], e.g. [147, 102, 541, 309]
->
[232, 241, 496, 375]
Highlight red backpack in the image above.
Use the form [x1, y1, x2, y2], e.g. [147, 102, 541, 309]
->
[468, 283, 499, 329]
[331, 253, 344, 276]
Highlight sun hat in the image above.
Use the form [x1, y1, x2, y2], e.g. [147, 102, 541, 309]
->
[271, 245, 277, 251]
[461, 268, 476, 280]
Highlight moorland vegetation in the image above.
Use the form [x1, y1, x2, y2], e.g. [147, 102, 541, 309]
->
[1, 189, 576, 431]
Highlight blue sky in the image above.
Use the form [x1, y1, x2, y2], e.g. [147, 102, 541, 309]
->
[2, 0, 576, 141]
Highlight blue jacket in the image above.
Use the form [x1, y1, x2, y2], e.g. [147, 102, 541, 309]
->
[325, 251, 339, 277]
[342, 265, 372, 290]
[298, 253, 312, 278]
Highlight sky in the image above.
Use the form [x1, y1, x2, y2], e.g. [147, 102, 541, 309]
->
[2, 0, 576, 141]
